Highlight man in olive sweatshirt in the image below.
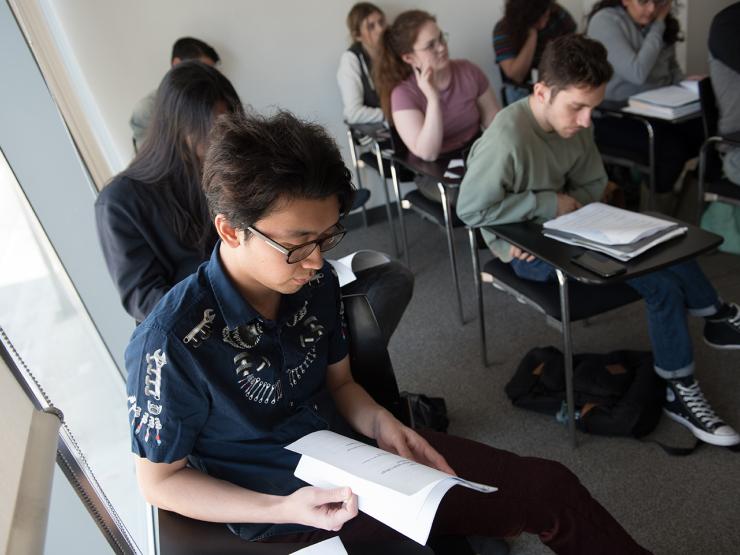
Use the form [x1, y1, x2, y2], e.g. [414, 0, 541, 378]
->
[458, 34, 740, 448]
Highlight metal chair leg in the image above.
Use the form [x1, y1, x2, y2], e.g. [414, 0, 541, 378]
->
[346, 129, 368, 228]
[645, 119, 656, 211]
[390, 161, 410, 268]
[469, 228, 488, 366]
[697, 140, 709, 224]
[439, 182, 463, 325]
[373, 142, 400, 257]
[556, 269, 577, 448]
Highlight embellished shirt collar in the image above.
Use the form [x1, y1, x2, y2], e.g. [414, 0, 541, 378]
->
[205, 241, 322, 331]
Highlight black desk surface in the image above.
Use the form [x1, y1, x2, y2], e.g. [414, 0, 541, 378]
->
[595, 99, 701, 125]
[488, 215, 722, 286]
[391, 152, 465, 187]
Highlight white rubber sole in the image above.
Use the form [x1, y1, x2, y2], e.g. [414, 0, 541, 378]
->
[703, 338, 740, 350]
[663, 408, 740, 447]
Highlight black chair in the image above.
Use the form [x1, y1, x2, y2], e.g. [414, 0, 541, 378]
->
[156, 294, 473, 554]
[593, 101, 657, 210]
[696, 77, 740, 222]
[467, 227, 642, 446]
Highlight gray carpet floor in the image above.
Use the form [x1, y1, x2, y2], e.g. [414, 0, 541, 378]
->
[334, 211, 740, 555]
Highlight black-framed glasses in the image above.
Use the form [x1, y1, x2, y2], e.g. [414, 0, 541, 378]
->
[415, 31, 448, 53]
[246, 223, 346, 264]
[635, 0, 669, 6]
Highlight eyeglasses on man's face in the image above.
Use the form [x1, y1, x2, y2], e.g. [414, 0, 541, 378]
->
[415, 31, 449, 53]
[246, 223, 346, 264]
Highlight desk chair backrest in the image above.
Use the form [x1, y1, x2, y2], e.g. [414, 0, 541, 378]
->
[343, 293, 409, 424]
[698, 77, 724, 182]
[699, 77, 719, 138]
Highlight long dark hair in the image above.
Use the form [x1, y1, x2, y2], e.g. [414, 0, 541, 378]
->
[500, 0, 554, 53]
[588, 0, 682, 45]
[373, 10, 436, 121]
[121, 61, 243, 250]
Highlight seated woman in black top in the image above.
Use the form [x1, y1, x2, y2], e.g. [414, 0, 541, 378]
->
[96, 62, 413, 343]
[96, 62, 242, 322]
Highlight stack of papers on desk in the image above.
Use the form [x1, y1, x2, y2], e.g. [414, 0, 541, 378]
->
[624, 82, 701, 120]
[543, 203, 687, 261]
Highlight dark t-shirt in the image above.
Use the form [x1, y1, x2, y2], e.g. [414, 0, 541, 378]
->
[126, 245, 351, 540]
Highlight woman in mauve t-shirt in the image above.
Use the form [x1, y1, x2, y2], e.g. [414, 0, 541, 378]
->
[374, 10, 500, 169]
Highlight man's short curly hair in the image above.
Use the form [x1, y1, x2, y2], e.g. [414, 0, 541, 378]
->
[538, 34, 613, 99]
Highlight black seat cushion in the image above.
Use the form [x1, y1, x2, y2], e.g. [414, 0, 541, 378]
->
[483, 258, 640, 322]
[404, 190, 464, 228]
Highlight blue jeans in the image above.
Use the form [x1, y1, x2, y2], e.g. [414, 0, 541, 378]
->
[509, 258, 721, 379]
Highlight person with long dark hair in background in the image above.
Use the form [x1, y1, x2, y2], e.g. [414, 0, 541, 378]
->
[98, 61, 243, 322]
[587, 0, 704, 210]
[493, 0, 576, 105]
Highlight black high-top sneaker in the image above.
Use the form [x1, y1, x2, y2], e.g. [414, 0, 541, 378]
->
[704, 302, 740, 349]
[664, 378, 740, 446]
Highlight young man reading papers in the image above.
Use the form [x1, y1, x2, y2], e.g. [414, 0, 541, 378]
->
[126, 110, 648, 553]
[457, 35, 740, 447]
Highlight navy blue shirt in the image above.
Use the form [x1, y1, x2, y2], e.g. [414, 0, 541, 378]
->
[125, 243, 352, 540]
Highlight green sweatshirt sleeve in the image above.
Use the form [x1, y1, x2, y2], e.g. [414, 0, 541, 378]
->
[457, 130, 558, 228]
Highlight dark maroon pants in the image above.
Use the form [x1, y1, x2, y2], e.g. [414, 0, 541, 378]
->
[264, 430, 651, 554]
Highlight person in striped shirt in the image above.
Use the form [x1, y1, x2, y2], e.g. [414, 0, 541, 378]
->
[493, 0, 576, 105]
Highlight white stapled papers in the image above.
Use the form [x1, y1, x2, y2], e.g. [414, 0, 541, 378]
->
[542, 203, 687, 261]
[543, 203, 674, 244]
[291, 537, 348, 554]
[286, 431, 497, 545]
[327, 250, 391, 287]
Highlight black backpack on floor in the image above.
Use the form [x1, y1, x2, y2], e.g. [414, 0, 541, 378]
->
[505, 347, 664, 437]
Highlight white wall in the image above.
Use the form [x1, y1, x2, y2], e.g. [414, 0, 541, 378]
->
[42, 0, 570, 208]
[43, 0, 719, 208]
[684, 0, 735, 75]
